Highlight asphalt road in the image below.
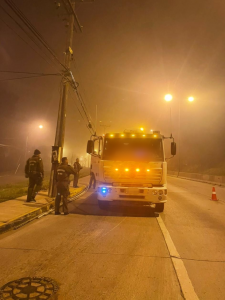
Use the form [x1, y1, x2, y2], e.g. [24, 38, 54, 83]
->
[0, 176, 224, 300]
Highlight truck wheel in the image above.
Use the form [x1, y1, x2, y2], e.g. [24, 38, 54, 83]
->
[98, 200, 109, 210]
[155, 203, 164, 212]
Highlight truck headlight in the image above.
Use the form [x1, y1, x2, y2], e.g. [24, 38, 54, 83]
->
[153, 190, 158, 195]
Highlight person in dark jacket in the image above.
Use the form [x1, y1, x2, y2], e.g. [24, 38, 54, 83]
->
[25, 149, 44, 203]
[55, 157, 77, 215]
[73, 158, 83, 188]
[89, 165, 96, 189]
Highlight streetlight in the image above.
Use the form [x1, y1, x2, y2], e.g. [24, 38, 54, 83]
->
[164, 94, 195, 175]
[188, 96, 194, 102]
[164, 94, 173, 102]
[25, 124, 44, 161]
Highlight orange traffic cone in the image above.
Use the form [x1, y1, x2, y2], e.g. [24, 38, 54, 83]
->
[211, 187, 218, 201]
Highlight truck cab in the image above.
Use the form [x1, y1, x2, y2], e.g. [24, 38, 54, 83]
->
[87, 130, 176, 212]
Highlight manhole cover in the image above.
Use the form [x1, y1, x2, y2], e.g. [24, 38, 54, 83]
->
[0, 277, 58, 300]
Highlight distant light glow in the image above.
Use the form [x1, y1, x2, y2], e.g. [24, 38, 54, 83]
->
[188, 96, 194, 102]
[125, 168, 129, 172]
[115, 168, 119, 171]
[140, 128, 144, 131]
[131, 134, 135, 137]
[153, 135, 157, 138]
[121, 134, 124, 137]
[39, 125, 43, 129]
[164, 94, 173, 102]
[147, 169, 150, 172]
[142, 134, 146, 137]
[110, 134, 114, 137]
[136, 168, 140, 172]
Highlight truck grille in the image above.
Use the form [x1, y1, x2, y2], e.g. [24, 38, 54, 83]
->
[119, 195, 145, 199]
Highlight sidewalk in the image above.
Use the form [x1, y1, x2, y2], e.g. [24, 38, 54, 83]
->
[0, 177, 89, 235]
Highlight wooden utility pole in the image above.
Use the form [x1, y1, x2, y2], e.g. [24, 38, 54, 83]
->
[49, 1, 75, 197]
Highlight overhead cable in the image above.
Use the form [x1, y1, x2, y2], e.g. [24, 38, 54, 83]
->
[0, 71, 61, 75]
[5, 0, 68, 71]
[0, 74, 60, 82]
[0, 6, 60, 72]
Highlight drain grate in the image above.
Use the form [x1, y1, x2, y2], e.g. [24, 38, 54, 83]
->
[0, 277, 58, 300]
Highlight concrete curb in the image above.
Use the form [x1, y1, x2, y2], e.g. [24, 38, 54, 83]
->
[0, 185, 87, 236]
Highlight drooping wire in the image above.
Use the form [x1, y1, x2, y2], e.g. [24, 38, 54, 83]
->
[71, 85, 95, 134]
[71, 60, 94, 125]
[68, 90, 93, 134]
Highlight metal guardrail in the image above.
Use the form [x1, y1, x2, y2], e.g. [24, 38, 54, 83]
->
[168, 171, 225, 186]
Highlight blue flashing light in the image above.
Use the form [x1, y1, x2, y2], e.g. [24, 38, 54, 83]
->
[101, 187, 108, 196]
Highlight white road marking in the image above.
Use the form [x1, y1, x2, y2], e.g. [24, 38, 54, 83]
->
[157, 215, 199, 300]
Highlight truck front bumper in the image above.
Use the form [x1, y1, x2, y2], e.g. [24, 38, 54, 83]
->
[97, 185, 167, 204]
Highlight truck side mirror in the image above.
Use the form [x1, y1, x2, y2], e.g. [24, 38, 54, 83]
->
[171, 142, 176, 156]
[87, 140, 94, 154]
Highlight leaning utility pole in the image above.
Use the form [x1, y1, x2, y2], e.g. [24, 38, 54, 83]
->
[48, 1, 75, 197]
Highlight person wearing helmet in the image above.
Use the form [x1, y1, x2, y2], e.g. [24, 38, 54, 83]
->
[25, 149, 44, 202]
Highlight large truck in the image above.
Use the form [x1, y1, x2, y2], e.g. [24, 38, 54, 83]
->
[87, 130, 176, 212]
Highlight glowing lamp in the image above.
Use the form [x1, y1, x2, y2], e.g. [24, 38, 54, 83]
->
[164, 94, 173, 101]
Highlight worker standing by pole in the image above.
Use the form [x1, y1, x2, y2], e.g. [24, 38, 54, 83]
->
[49, 1, 75, 197]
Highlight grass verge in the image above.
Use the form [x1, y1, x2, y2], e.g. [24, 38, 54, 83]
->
[0, 168, 90, 203]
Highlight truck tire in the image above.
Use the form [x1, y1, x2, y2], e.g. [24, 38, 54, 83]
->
[155, 203, 164, 212]
[98, 200, 109, 210]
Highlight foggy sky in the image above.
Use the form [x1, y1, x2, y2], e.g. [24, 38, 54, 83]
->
[1, 0, 225, 172]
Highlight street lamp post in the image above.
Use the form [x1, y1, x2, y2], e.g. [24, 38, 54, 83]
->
[25, 124, 43, 162]
[164, 95, 194, 175]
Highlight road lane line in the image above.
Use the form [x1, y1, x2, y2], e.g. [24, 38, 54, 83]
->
[157, 215, 199, 300]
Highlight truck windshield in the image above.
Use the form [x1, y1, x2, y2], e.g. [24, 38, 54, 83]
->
[103, 138, 164, 161]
